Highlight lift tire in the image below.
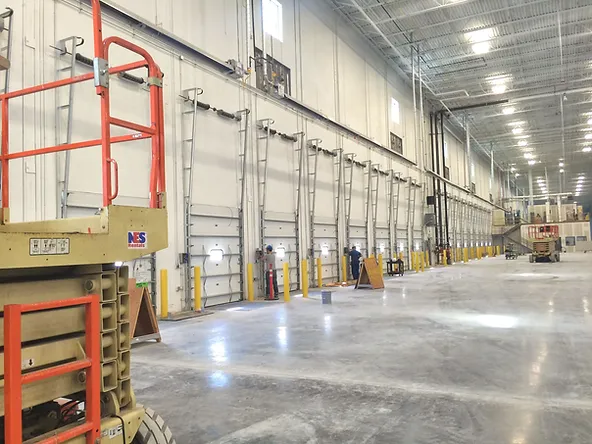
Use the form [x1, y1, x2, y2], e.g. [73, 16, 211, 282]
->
[132, 406, 176, 444]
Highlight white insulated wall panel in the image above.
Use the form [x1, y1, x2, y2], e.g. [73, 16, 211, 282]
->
[299, 4, 337, 120]
[171, 0, 240, 62]
[337, 40, 368, 136]
[366, 64, 388, 147]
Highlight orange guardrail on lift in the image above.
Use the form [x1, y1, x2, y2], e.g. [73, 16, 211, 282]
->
[0, 0, 166, 216]
[527, 225, 559, 240]
[4, 296, 101, 444]
[0, 0, 166, 442]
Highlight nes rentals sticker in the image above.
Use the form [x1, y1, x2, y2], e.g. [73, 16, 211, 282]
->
[128, 231, 148, 249]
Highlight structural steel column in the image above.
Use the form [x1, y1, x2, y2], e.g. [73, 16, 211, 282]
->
[528, 169, 534, 206]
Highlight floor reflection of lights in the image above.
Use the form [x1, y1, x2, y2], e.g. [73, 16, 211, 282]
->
[324, 314, 332, 333]
[209, 340, 227, 363]
[277, 326, 288, 349]
[476, 314, 518, 329]
[209, 370, 230, 388]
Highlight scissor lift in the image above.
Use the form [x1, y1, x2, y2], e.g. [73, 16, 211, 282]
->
[528, 225, 560, 263]
[0, 1, 174, 443]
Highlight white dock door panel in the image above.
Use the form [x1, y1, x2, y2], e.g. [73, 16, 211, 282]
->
[375, 171, 390, 271]
[310, 147, 339, 285]
[349, 161, 368, 258]
[190, 205, 242, 307]
[258, 102, 299, 294]
[185, 84, 243, 307]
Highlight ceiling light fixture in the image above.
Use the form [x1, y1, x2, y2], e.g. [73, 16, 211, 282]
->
[583, 147, 592, 152]
[585, 134, 592, 140]
[560, 169, 564, 173]
[492, 84, 506, 94]
[528, 160, 536, 166]
[559, 162, 564, 167]
[513, 127, 524, 135]
[502, 107, 515, 115]
[588, 118, 592, 126]
[472, 41, 490, 54]
[518, 140, 528, 147]
[466, 28, 493, 43]
[524, 153, 533, 159]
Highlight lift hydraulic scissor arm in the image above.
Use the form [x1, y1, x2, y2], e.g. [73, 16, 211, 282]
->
[0, 1, 174, 443]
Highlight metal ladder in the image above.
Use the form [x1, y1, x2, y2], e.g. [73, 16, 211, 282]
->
[180, 87, 203, 311]
[306, 139, 322, 284]
[256, 118, 273, 292]
[407, 178, 418, 263]
[0, 8, 13, 95]
[389, 172, 402, 258]
[257, 118, 274, 250]
[344, 153, 356, 251]
[0, 8, 13, 208]
[54, 36, 85, 218]
[295, 132, 306, 282]
[471, 204, 477, 249]
[420, 179, 428, 251]
[333, 148, 344, 279]
[450, 196, 457, 250]
[368, 164, 380, 257]
[460, 199, 467, 248]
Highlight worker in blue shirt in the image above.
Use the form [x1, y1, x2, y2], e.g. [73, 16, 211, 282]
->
[349, 246, 362, 280]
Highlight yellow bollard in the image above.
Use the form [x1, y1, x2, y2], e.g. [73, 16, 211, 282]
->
[342, 255, 348, 281]
[160, 269, 168, 319]
[425, 251, 429, 267]
[247, 263, 255, 302]
[283, 262, 290, 302]
[464, 248, 469, 263]
[194, 266, 202, 312]
[414, 252, 420, 273]
[496, 245, 500, 256]
[442, 250, 448, 266]
[378, 254, 383, 275]
[301, 260, 309, 298]
[420, 252, 425, 272]
[316, 257, 323, 288]
[399, 252, 404, 262]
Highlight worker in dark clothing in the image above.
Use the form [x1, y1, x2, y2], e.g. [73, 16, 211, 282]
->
[263, 245, 279, 299]
[349, 246, 362, 280]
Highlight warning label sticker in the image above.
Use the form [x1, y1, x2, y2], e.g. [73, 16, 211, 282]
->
[29, 238, 70, 256]
[22, 358, 35, 370]
[102, 425, 123, 439]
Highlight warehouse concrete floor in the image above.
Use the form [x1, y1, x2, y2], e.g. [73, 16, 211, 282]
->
[132, 254, 592, 443]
